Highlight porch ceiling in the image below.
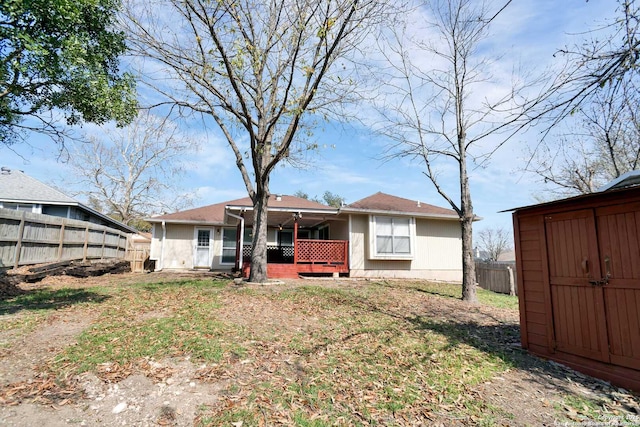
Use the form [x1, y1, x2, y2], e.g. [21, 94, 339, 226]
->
[250, 211, 340, 229]
[226, 209, 342, 229]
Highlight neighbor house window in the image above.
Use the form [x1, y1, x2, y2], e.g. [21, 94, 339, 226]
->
[2, 202, 36, 212]
[370, 216, 415, 259]
[221, 228, 237, 264]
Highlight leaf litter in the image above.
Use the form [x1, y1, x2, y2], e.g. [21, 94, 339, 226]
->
[0, 274, 637, 426]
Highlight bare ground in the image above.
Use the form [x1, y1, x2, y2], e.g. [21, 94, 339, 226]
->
[0, 271, 638, 426]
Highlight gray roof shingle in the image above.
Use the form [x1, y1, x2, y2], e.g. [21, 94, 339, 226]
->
[0, 168, 77, 204]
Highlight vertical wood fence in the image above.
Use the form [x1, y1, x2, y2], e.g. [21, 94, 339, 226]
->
[127, 239, 151, 273]
[0, 208, 129, 269]
[475, 261, 518, 296]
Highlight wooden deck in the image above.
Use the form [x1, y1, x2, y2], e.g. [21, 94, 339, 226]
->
[242, 239, 348, 279]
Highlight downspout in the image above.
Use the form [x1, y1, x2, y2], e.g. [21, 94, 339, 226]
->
[226, 210, 245, 269]
[348, 214, 353, 274]
[159, 220, 166, 271]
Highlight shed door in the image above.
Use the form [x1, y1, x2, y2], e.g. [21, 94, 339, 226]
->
[544, 210, 610, 362]
[596, 203, 640, 370]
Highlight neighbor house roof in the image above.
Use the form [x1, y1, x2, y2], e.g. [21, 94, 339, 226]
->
[0, 167, 137, 233]
[0, 167, 77, 204]
[147, 195, 337, 225]
[341, 192, 459, 220]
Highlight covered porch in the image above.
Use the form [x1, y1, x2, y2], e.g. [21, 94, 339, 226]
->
[225, 199, 349, 279]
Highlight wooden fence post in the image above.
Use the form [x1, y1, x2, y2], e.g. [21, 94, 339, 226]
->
[83, 225, 89, 261]
[507, 265, 516, 296]
[101, 229, 106, 260]
[13, 211, 26, 269]
[57, 220, 66, 261]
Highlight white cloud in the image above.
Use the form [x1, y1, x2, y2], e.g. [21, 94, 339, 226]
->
[194, 186, 248, 204]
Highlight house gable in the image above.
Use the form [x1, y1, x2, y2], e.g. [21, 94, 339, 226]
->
[341, 192, 459, 220]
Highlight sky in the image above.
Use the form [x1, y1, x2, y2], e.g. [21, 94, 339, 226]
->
[1, 0, 619, 237]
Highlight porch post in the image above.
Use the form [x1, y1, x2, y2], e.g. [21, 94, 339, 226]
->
[235, 221, 241, 271]
[293, 214, 299, 266]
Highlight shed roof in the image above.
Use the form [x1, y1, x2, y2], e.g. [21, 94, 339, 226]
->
[342, 192, 459, 220]
[597, 170, 640, 192]
[508, 171, 640, 213]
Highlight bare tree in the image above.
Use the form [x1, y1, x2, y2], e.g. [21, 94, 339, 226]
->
[64, 112, 197, 230]
[538, 0, 640, 126]
[121, 0, 386, 282]
[373, 0, 540, 303]
[476, 227, 512, 262]
[526, 76, 640, 197]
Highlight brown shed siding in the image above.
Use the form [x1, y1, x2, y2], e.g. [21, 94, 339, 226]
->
[514, 214, 548, 353]
[513, 186, 640, 392]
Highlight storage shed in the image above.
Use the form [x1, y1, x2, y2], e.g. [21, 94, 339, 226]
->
[512, 180, 640, 392]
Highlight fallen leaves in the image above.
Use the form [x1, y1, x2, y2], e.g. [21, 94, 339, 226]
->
[0, 356, 177, 407]
[96, 358, 176, 383]
[3, 277, 639, 426]
[0, 370, 81, 406]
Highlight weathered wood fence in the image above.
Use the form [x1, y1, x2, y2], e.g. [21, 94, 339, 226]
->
[0, 208, 129, 269]
[475, 261, 518, 296]
[127, 244, 150, 273]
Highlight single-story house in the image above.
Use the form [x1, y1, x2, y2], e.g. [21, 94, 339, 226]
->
[147, 192, 463, 281]
[0, 167, 137, 234]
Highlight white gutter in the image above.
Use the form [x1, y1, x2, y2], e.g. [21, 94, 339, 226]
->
[159, 220, 166, 271]
[226, 210, 245, 266]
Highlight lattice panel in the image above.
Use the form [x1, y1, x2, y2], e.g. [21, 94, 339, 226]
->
[297, 240, 346, 263]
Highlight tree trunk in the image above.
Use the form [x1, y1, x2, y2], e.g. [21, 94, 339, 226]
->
[460, 213, 477, 303]
[459, 145, 478, 303]
[249, 190, 269, 282]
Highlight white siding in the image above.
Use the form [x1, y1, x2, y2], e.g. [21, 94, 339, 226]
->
[150, 224, 233, 271]
[348, 213, 462, 281]
[163, 224, 197, 269]
[150, 224, 162, 260]
[415, 218, 462, 270]
[329, 218, 349, 240]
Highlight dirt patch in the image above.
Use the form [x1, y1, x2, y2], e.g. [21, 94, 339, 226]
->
[0, 359, 221, 427]
[0, 309, 95, 386]
[0, 273, 638, 426]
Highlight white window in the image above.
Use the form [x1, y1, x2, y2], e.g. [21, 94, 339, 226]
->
[221, 228, 237, 264]
[370, 216, 415, 259]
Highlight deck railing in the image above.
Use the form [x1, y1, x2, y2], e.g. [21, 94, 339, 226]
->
[242, 239, 348, 265]
[296, 239, 348, 265]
